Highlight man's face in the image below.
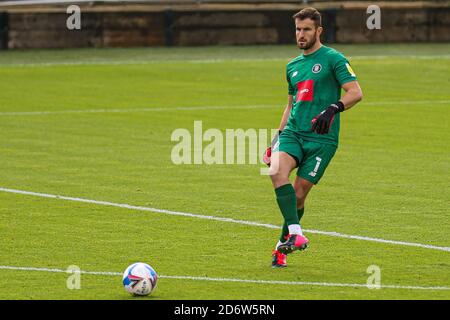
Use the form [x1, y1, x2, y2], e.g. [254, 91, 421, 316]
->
[295, 18, 322, 50]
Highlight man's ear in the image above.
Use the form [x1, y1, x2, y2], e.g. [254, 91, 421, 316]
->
[317, 26, 323, 38]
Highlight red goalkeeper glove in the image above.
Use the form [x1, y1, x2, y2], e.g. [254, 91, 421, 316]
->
[263, 131, 281, 166]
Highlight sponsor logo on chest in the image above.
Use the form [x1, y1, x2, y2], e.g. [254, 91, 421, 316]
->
[295, 80, 314, 102]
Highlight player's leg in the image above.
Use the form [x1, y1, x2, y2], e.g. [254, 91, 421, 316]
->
[293, 176, 314, 221]
[269, 129, 313, 264]
[277, 178, 313, 250]
[278, 140, 338, 254]
[269, 151, 297, 187]
[289, 140, 337, 251]
[270, 151, 303, 237]
[269, 151, 297, 267]
[270, 143, 309, 256]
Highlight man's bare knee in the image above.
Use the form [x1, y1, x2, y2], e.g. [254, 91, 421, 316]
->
[269, 152, 296, 188]
[270, 170, 289, 188]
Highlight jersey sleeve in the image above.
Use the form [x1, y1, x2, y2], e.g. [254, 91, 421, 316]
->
[332, 53, 357, 86]
[286, 67, 295, 96]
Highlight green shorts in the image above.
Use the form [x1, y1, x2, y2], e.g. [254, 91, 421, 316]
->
[273, 129, 337, 184]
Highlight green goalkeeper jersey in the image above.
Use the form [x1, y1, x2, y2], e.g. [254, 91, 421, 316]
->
[285, 45, 357, 146]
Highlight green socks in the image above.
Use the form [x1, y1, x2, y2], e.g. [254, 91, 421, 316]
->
[297, 207, 305, 221]
[275, 183, 299, 227]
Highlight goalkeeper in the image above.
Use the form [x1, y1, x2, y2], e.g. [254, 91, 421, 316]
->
[266, 7, 363, 268]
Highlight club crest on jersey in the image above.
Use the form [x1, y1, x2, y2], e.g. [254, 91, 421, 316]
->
[312, 64, 322, 73]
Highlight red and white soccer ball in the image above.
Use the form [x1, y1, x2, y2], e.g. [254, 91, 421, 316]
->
[122, 262, 158, 296]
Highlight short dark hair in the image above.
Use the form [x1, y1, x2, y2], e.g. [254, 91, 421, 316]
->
[292, 7, 322, 28]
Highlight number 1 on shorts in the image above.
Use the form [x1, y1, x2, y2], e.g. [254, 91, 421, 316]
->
[309, 157, 322, 177]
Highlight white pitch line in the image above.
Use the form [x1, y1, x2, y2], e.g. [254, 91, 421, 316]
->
[0, 187, 449, 253]
[0, 58, 283, 68]
[364, 100, 450, 106]
[0, 54, 448, 68]
[0, 265, 448, 291]
[0, 100, 448, 116]
[0, 104, 278, 116]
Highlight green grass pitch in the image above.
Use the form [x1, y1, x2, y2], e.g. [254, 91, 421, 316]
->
[0, 44, 449, 299]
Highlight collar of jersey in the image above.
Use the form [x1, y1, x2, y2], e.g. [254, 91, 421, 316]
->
[301, 45, 325, 59]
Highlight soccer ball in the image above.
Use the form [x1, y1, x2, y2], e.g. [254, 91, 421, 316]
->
[122, 262, 158, 296]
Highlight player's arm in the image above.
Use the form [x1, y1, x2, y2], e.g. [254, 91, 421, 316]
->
[263, 95, 293, 166]
[311, 57, 363, 134]
[278, 95, 294, 131]
[310, 82, 362, 134]
[340, 80, 363, 110]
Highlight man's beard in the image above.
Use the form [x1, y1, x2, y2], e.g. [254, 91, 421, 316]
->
[298, 33, 317, 50]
